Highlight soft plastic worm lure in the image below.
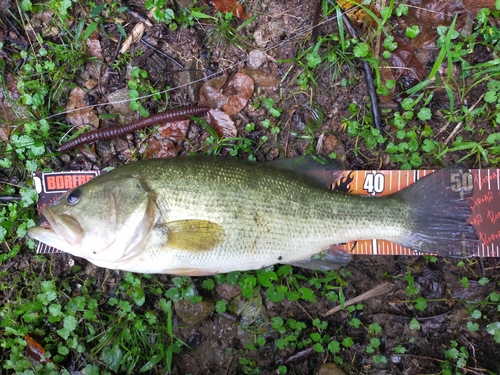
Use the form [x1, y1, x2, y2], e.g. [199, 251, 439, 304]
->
[57, 105, 210, 152]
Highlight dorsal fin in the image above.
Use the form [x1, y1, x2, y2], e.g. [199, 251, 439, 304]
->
[268, 155, 344, 187]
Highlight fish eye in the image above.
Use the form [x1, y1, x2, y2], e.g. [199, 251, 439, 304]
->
[66, 189, 82, 205]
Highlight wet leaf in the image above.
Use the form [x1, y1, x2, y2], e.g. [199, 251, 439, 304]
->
[145, 119, 189, 158]
[158, 119, 190, 144]
[230, 289, 262, 325]
[139, 354, 163, 372]
[409, 317, 421, 330]
[397, 0, 497, 53]
[209, 0, 249, 19]
[24, 334, 53, 364]
[240, 68, 279, 88]
[417, 107, 431, 121]
[85, 31, 103, 60]
[207, 109, 237, 139]
[199, 72, 254, 116]
[486, 322, 500, 342]
[199, 72, 229, 109]
[215, 300, 227, 313]
[305, 103, 324, 132]
[66, 86, 99, 128]
[101, 344, 123, 373]
[221, 73, 254, 116]
[0, 114, 11, 141]
[385, 36, 425, 90]
[119, 22, 145, 54]
[89, 4, 104, 17]
[257, 269, 278, 287]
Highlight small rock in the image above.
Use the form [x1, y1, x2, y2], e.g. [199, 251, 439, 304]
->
[318, 363, 347, 375]
[174, 299, 214, 332]
[252, 20, 284, 47]
[248, 50, 268, 69]
[216, 282, 241, 301]
[107, 88, 136, 118]
[59, 153, 71, 164]
[390, 354, 401, 363]
[323, 134, 340, 152]
[253, 24, 270, 47]
[318, 134, 345, 158]
[84, 78, 98, 90]
[230, 292, 262, 326]
[267, 19, 285, 41]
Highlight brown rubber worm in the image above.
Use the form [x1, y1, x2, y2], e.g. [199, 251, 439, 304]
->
[57, 105, 210, 152]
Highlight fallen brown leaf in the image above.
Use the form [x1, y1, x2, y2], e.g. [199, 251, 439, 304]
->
[199, 72, 229, 109]
[119, 22, 146, 54]
[210, 0, 249, 20]
[146, 138, 181, 158]
[240, 68, 279, 88]
[85, 31, 103, 60]
[385, 35, 425, 91]
[158, 119, 190, 144]
[199, 72, 254, 116]
[24, 334, 53, 365]
[0, 126, 9, 141]
[208, 109, 237, 139]
[377, 66, 396, 103]
[222, 72, 254, 116]
[145, 119, 190, 158]
[66, 86, 99, 128]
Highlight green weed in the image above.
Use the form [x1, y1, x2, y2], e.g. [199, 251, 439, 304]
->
[83, 2, 128, 40]
[442, 340, 469, 373]
[128, 66, 162, 117]
[206, 10, 257, 51]
[165, 276, 202, 303]
[238, 356, 260, 375]
[192, 117, 259, 160]
[1, 268, 186, 373]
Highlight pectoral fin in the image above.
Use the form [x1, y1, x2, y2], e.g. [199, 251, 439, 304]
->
[160, 220, 224, 252]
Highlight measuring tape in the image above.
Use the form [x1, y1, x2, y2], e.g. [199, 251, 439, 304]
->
[33, 168, 500, 257]
[331, 169, 499, 257]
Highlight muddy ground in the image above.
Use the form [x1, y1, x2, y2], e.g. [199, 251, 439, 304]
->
[1, 0, 500, 374]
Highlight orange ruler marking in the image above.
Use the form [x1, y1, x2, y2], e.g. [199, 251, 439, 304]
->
[331, 169, 500, 257]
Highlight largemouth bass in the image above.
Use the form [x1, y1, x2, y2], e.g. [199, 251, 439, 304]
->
[28, 156, 478, 275]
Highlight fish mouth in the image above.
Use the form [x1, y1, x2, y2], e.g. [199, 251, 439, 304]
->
[38, 207, 84, 246]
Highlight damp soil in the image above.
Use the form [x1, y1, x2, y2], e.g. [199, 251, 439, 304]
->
[3, 243, 500, 374]
[1, 0, 500, 374]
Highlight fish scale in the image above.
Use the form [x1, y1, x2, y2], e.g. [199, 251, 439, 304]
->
[127, 158, 411, 273]
[28, 156, 478, 275]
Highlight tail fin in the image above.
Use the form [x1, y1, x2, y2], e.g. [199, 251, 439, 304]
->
[394, 164, 478, 257]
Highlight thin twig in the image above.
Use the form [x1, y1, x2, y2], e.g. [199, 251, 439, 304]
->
[339, 7, 383, 131]
[323, 282, 391, 317]
[0, 196, 22, 201]
[310, 0, 323, 45]
[141, 39, 183, 68]
[396, 354, 489, 375]
[443, 93, 485, 145]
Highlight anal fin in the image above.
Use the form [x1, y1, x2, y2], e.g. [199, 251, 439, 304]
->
[286, 245, 352, 271]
